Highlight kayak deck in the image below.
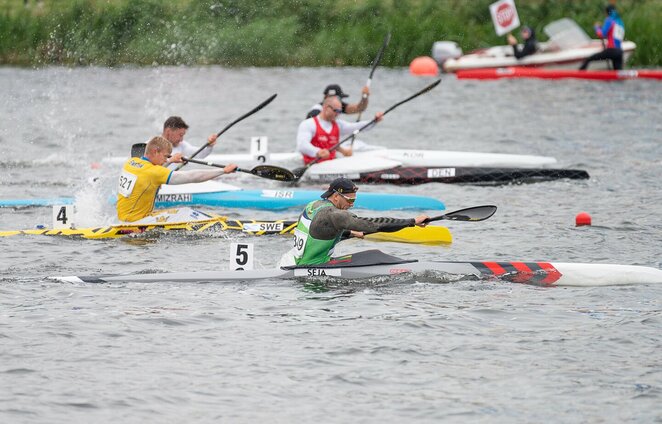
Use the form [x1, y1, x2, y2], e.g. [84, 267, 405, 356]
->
[0, 211, 452, 244]
[52, 250, 662, 287]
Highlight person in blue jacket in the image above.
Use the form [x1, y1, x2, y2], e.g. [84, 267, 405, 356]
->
[579, 5, 625, 70]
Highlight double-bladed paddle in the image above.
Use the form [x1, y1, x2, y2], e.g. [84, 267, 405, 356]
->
[291, 79, 442, 181]
[352, 32, 391, 147]
[181, 157, 295, 182]
[174, 93, 278, 170]
[128, 143, 295, 181]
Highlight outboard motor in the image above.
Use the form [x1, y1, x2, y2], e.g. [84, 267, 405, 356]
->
[431, 41, 463, 66]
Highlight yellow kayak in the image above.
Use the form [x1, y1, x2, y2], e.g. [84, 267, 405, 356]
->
[0, 208, 452, 244]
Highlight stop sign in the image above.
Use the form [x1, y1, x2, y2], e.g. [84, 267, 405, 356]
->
[489, 0, 520, 36]
[496, 3, 515, 28]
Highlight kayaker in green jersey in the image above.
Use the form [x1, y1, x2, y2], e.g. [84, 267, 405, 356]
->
[279, 178, 429, 266]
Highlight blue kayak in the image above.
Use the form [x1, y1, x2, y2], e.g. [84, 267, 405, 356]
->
[0, 189, 444, 211]
[0, 197, 75, 207]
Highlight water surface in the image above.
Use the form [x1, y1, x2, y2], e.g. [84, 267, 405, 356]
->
[1, 66, 661, 423]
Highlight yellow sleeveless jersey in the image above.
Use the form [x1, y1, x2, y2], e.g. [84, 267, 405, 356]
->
[116, 157, 172, 222]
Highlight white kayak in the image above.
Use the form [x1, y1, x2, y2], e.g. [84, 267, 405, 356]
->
[373, 149, 557, 168]
[52, 250, 662, 287]
[101, 143, 557, 171]
[194, 148, 558, 169]
[305, 155, 402, 177]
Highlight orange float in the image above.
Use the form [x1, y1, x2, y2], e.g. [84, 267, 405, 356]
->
[409, 56, 439, 76]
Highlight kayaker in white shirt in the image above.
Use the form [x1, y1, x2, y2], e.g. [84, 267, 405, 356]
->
[161, 116, 218, 169]
[296, 96, 383, 164]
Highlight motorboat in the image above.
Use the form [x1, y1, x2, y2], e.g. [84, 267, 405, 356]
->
[435, 18, 636, 72]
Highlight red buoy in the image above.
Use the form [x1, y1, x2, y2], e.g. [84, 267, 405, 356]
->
[575, 212, 592, 226]
[409, 56, 439, 76]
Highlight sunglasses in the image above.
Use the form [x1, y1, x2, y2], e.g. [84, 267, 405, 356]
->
[335, 190, 356, 203]
[326, 105, 342, 114]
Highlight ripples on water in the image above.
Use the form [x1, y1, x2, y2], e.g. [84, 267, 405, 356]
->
[1, 67, 661, 423]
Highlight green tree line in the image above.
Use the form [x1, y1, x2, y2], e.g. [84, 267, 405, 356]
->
[1, 0, 660, 67]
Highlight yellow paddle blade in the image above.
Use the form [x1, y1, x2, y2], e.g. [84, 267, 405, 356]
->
[364, 225, 452, 245]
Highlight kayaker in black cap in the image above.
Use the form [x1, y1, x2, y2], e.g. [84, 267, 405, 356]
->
[279, 178, 429, 266]
[305, 83, 370, 119]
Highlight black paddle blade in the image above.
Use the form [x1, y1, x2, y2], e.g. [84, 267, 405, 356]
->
[291, 167, 307, 180]
[428, 205, 497, 223]
[250, 165, 296, 182]
[131, 143, 146, 157]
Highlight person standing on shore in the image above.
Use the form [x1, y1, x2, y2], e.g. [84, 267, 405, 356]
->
[579, 5, 625, 70]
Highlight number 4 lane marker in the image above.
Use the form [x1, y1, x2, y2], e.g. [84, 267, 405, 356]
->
[53, 205, 76, 229]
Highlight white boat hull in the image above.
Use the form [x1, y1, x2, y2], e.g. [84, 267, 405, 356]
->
[372, 149, 557, 168]
[443, 41, 636, 72]
[102, 147, 558, 170]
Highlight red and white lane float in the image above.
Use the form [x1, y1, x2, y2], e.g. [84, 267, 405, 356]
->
[456, 67, 662, 81]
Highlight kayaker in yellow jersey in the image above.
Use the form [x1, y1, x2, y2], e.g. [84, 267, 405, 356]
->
[279, 178, 429, 267]
[117, 136, 237, 222]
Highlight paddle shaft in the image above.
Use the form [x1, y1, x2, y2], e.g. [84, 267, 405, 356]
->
[294, 79, 441, 178]
[352, 32, 391, 146]
[182, 157, 242, 171]
[181, 157, 295, 182]
[131, 144, 253, 176]
[174, 93, 278, 170]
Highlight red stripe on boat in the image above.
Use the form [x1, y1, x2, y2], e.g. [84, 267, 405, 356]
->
[510, 262, 535, 283]
[537, 262, 562, 284]
[482, 262, 507, 276]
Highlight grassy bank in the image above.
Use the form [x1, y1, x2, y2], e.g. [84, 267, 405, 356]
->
[1, 0, 661, 67]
